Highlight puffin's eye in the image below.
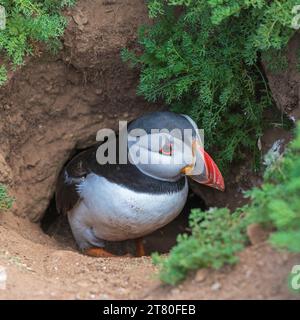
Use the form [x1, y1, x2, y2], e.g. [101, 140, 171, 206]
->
[159, 143, 173, 156]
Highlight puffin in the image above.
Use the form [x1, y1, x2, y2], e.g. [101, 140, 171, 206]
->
[55, 111, 225, 257]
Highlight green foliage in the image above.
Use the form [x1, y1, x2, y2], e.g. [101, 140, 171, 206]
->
[246, 122, 300, 252]
[122, 0, 298, 169]
[154, 122, 300, 285]
[0, 184, 13, 210]
[0, 0, 75, 84]
[152, 207, 247, 285]
[0, 64, 6, 84]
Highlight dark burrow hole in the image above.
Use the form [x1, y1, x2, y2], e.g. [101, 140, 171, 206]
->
[41, 147, 207, 256]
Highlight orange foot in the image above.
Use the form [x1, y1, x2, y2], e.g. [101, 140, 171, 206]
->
[84, 247, 116, 258]
[135, 238, 146, 257]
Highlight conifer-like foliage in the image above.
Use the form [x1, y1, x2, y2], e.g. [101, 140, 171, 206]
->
[153, 122, 300, 285]
[0, 0, 75, 84]
[0, 64, 6, 85]
[152, 207, 247, 285]
[122, 0, 298, 168]
[0, 183, 13, 210]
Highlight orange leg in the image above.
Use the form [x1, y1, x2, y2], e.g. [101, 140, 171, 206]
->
[84, 247, 134, 258]
[135, 238, 145, 257]
[84, 247, 116, 258]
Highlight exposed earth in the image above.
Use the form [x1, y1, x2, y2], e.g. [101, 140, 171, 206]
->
[0, 212, 299, 300]
[0, 0, 300, 300]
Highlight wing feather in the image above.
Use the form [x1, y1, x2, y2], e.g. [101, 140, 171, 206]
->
[55, 147, 95, 215]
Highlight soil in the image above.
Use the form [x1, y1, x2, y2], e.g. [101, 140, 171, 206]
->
[0, 213, 299, 300]
[0, 0, 160, 222]
[0, 0, 300, 300]
[263, 33, 300, 122]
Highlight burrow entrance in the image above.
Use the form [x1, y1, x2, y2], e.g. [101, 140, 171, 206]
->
[41, 146, 207, 256]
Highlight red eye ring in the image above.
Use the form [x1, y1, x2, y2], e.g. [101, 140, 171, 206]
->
[159, 143, 173, 156]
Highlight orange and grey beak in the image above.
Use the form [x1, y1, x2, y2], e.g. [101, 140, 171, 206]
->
[181, 139, 225, 191]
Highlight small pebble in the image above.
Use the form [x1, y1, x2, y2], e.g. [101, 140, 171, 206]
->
[211, 282, 221, 291]
[247, 223, 269, 245]
[245, 270, 252, 278]
[195, 269, 208, 283]
[171, 288, 180, 295]
[0, 266, 7, 290]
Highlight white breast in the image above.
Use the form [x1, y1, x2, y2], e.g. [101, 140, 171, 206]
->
[71, 173, 188, 241]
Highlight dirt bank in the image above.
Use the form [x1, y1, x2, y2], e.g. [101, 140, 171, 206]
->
[0, 0, 160, 222]
[263, 33, 300, 122]
[0, 0, 300, 300]
[0, 213, 298, 300]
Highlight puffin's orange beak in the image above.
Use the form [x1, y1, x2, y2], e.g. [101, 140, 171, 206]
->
[181, 139, 225, 191]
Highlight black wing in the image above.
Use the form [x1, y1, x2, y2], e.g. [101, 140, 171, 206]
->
[55, 147, 96, 215]
[56, 138, 187, 215]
